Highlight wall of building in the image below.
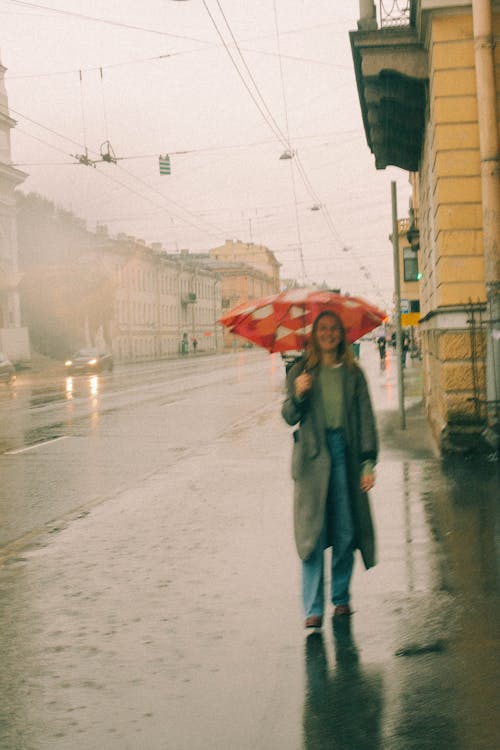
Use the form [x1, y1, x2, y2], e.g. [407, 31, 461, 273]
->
[210, 239, 281, 294]
[96, 243, 223, 362]
[218, 265, 277, 349]
[417, 9, 495, 448]
[0, 61, 30, 363]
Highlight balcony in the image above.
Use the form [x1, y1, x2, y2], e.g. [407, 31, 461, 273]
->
[350, 17, 427, 171]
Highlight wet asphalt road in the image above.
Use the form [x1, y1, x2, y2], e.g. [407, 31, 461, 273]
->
[0, 345, 498, 749]
[0, 352, 282, 549]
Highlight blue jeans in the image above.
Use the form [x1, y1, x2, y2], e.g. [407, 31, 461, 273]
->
[302, 430, 355, 617]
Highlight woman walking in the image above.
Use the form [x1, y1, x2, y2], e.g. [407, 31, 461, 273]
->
[281, 311, 378, 632]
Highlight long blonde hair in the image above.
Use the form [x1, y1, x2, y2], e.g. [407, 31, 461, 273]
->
[305, 311, 357, 370]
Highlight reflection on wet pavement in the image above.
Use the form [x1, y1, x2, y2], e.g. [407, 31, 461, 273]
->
[304, 622, 384, 749]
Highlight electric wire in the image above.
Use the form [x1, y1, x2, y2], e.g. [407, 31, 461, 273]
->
[10, 128, 356, 166]
[3, 0, 214, 45]
[6, 50, 343, 82]
[3, 104, 87, 149]
[11, 114, 387, 300]
[200, 0, 288, 150]
[5, 105, 225, 238]
[272, 0, 307, 283]
[200, 0, 350, 261]
[2, 2, 389, 297]
[114, 162, 225, 236]
[212, 0, 291, 150]
[6, 53, 176, 79]
[99, 68, 109, 143]
[79, 69, 88, 156]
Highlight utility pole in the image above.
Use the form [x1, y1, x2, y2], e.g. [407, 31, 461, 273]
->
[391, 181, 406, 430]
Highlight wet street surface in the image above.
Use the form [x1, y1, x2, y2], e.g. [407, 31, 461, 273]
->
[0, 346, 498, 749]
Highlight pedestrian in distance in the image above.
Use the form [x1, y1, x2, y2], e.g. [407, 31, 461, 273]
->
[281, 311, 378, 634]
[401, 331, 410, 368]
[377, 335, 386, 360]
[377, 334, 387, 370]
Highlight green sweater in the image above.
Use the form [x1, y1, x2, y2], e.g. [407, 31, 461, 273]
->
[319, 364, 375, 477]
[319, 364, 344, 430]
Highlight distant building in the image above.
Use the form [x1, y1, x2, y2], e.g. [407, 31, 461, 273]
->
[207, 239, 281, 348]
[0, 58, 30, 363]
[16, 199, 223, 361]
[90, 237, 223, 361]
[209, 239, 281, 294]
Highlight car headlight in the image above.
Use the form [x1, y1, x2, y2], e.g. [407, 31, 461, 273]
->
[65, 360, 73, 366]
[88, 358, 97, 365]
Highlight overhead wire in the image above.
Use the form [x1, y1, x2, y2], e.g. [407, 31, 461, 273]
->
[7, 53, 178, 80]
[4, 103, 225, 238]
[10, 127, 356, 166]
[212, 0, 292, 151]
[8, 100, 359, 247]
[200, 0, 288, 150]
[10, 109, 388, 299]
[6, 50, 343, 82]
[201, 0, 352, 264]
[3, 0, 215, 44]
[4, 1, 387, 295]
[272, 0, 307, 284]
[78, 69, 89, 157]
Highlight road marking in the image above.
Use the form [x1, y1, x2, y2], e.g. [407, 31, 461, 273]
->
[5, 436, 69, 455]
[161, 398, 187, 407]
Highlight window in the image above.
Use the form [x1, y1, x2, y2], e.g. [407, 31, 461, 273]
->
[403, 247, 419, 282]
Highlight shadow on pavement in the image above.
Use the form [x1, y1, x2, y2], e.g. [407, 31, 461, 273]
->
[303, 620, 384, 750]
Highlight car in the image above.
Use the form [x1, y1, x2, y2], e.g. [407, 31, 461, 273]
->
[281, 350, 304, 374]
[65, 348, 113, 374]
[0, 352, 15, 384]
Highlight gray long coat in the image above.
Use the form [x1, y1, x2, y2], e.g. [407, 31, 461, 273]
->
[281, 359, 378, 566]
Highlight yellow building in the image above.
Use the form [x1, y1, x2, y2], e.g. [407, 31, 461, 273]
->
[350, 0, 500, 452]
[209, 239, 281, 349]
[209, 239, 281, 294]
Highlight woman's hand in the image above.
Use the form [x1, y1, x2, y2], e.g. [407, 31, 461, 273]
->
[294, 373, 312, 399]
[360, 472, 375, 492]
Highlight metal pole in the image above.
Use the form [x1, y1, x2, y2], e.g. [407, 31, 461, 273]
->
[391, 181, 406, 429]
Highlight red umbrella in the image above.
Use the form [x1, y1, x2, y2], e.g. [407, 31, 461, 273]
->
[219, 288, 386, 353]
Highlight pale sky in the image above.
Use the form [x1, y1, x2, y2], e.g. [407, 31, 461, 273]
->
[1, 0, 411, 311]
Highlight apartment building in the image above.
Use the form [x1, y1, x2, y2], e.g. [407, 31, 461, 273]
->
[182, 240, 281, 349]
[0, 57, 30, 363]
[350, 0, 499, 451]
[89, 235, 223, 362]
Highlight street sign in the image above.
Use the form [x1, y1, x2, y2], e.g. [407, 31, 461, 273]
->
[401, 312, 420, 326]
[400, 298, 410, 313]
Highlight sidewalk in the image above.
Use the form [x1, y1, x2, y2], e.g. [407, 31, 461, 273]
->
[0, 348, 498, 749]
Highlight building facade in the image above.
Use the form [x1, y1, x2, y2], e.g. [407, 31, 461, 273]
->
[194, 239, 282, 349]
[350, 0, 500, 451]
[0, 58, 30, 363]
[209, 239, 281, 294]
[85, 235, 224, 362]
